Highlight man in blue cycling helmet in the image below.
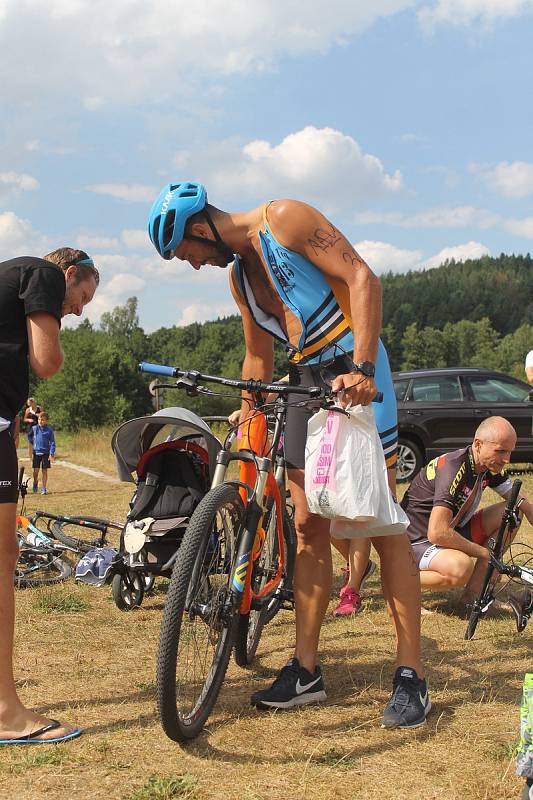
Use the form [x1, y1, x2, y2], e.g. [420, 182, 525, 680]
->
[148, 183, 430, 730]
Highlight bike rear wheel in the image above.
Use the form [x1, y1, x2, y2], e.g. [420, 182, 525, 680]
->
[15, 549, 72, 588]
[234, 510, 295, 667]
[156, 483, 243, 742]
[51, 516, 122, 553]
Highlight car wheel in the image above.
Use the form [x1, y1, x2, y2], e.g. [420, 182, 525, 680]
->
[396, 438, 424, 482]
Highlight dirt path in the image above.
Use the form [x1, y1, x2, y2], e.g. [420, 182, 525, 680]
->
[17, 453, 121, 484]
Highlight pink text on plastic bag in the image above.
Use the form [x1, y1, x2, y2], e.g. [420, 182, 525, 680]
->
[310, 411, 339, 491]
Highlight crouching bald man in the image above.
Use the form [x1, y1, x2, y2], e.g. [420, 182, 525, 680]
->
[401, 416, 533, 604]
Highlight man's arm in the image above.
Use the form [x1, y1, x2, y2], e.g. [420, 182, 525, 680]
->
[229, 277, 274, 419]
[427, 505, 489, 560]
[26, 312, 64, 378]
[526, 365, 533, 384]
[267, 200, 380, 406]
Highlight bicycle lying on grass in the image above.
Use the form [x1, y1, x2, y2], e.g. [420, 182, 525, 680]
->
[138, 361, 338, 742]
[15, 467, 123, 588]
[464, 479, 533, 640]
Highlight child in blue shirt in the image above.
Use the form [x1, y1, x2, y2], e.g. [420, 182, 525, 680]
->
[28, 411, 56, 495]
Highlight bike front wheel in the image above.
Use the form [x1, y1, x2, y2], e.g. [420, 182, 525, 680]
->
[156, 483, 243, 742]
[464, 594, 493, 640]
[15, 549, 72, 588]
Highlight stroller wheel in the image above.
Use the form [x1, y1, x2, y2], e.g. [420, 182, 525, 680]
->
[112, 570, 144, 611]
[144, 574, 156, 594]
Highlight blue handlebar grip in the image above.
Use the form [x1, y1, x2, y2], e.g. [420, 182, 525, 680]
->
[138, 362, 177, 377]
[374, 391, 383, 403]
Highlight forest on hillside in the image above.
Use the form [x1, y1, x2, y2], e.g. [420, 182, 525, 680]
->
[31, 254, 533, 429]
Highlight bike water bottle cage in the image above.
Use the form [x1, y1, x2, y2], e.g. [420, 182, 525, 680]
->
[148, 182, 207, 260]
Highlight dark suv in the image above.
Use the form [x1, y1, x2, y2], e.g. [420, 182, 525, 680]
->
[393, 368, 533, 481]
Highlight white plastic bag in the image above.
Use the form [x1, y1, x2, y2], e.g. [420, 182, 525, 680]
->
[305, 403, 409, 539]
[305, 404, 380, 521]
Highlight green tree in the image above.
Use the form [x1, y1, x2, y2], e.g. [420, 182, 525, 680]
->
[401, 324, 448, 370]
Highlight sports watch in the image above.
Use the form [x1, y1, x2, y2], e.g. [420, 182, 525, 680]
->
[352, 361, 375, 378]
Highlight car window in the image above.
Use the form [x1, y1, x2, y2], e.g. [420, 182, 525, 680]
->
[393, 379, 409, 401]
[410, 375, 463, 402]
[469, 376, 530, 403]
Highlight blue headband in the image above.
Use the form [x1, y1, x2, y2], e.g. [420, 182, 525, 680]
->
[76, 257, 94, 266]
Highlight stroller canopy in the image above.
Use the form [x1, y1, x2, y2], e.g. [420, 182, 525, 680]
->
[112, 406, 223, 483]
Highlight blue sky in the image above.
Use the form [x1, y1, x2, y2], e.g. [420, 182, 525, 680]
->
[1, 0, 532, 331]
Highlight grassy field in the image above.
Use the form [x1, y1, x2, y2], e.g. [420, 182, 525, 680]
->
[2, 429, 533, 800]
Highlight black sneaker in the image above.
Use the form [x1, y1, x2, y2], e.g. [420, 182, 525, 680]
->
[251, 657, 327, 710]
[381, 666, 432, 729]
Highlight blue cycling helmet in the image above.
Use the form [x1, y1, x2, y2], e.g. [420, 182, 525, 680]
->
[148, 182, 207, 260]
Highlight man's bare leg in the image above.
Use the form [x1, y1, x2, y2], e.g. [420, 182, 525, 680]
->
[419, 549, 474, 590]
[0, 502, 79, 741]
[289, 470, 332, 673]
[372, 533, 423, 676]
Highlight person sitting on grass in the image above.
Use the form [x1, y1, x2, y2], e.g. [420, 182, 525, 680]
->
[401, 416, 533, 607]
[28, 411, 56, 495]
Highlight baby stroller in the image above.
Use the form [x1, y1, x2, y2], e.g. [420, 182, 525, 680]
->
[110, 406, 222, 610]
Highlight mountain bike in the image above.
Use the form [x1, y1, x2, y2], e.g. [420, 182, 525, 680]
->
[138, 361, 334, 742]
[464, 479, 533, 639]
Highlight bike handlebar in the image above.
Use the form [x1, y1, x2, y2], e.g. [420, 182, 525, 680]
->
[139, 361, 383, 403]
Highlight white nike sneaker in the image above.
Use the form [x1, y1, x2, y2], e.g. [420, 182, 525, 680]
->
[251, 657, 327, 710]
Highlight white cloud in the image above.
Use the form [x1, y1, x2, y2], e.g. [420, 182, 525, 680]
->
[504, 217, 533, 238]
[399, 132, 428, 144]
[121, 229, 152, 250]
[0, 1, 417, 107]
[0, 171, 39, 191]
[86, 183, 158, 203]
[176, 302, 236, 327]
[419, 0, 533, 29]
[354, 205, 499, 229]
[0, 211, 48, 257]
[0, 172, 39, 204]
[81, 269, 146, 323]
[471, 160, 533, 198]
[74, 234, 120, 250]
[209, 127, 402, 213]
[354, 240, 422, 274]
[421, 240, 490, 269]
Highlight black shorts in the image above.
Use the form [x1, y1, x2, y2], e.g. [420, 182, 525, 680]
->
[0, 429, 18, 504]
[283, 352, 398, 470]
[33, 453, 51, 470]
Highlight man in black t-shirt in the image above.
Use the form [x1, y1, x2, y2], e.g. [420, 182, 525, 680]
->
[401, 416, 533, 604]
[0, 247, 98, 745]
